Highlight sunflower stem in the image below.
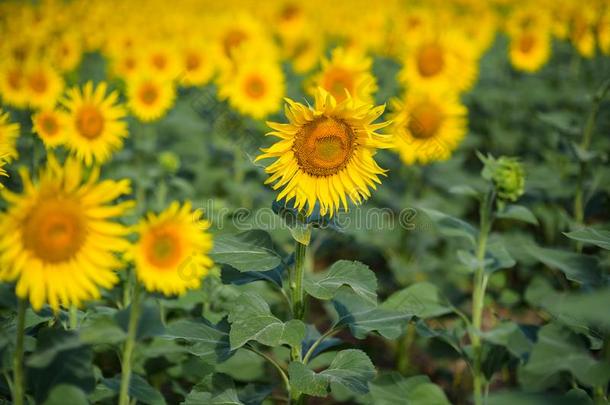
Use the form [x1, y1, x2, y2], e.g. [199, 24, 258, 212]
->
[13, 298, 26, 405]
[119, 280, 142, 405]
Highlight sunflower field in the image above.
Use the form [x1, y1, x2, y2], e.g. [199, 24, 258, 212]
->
[1, 0, 610, 404]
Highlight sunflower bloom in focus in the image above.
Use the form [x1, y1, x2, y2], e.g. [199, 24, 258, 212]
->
[0, 156, 134, 311]
[130, 202, 214, 296]
[62, 81, 128, 165]
[256, 87, 392, 216]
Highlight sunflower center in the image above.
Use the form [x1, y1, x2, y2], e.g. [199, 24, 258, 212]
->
[281, 4, 300, 21]
[139, 83, 159, 106]
[519, 34, 535, 53]
[76, 105, 104, 139]
[185, 52, 201, 71]
[152, 53, 167, 70]
[408, 102, 443, 139]
[244, 75, 266, 99]
[8, 69, 22, 90]
[417, 44, 445, 77]
[40, 115, 59, 136]
[23, 198, 87, 263]
[223, 29, 247, 56]
[323, 67, 354, 102]
[28, 71, 48, 94]
[143, 227, 183, 269]
[294, 117, 356, 177]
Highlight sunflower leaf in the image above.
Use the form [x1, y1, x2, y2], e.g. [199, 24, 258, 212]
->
[305, 260, 378, 304]
[210, 230, 282, 272]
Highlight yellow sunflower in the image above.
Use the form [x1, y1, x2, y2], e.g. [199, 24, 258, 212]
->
[142, 43, 181, 81]
[0, 61, 28, 109]
[179, 39, 216, 87]
[256, 87, 392, 216]
[218, 59, 285, 119]
[0, 156, 134, 311]
[127, 74, 176, 122]
[309, 47, 377, 104]
[509, 29, 551, 72]
[129, 201, 214, 296]
[24, 61, 65, 110]
[0, 110, 19, 162]
[61, 81, 128, 165]
[32, 109, 68, 148]
[389, 88, 468, 165]
[48, 31, 83, 73]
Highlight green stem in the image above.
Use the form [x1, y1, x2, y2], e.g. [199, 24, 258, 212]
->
[472, 190, 494, 405]
[13, 299, 26, 405]
[303, 327, 341, 365]
[119, 281, 142, 405]
[247, 345, 290, 394]
[69, 305, 78, 330]
[290, 236, 308, 405]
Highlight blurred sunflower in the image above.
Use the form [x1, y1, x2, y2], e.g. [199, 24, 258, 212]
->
[0, 110, 19, 162]
[569, 6, 597, 58]
[389, 89, 468, 165]
[509, 30, 551, 72]
[0, 156, 134, 311]
[218, 59, 285, 119]
[130, 201, 213, 296]
[179, 39, 216, 87]
[48, 31, 83, 73]
[127, 75, 176, 122]
[24, 61, 64, 110]
[142, 42, 181, 81]
[32, 109, 68, 148]
[256, 87, 392, 216]
[62, 81, 128, 165]
[0, 62, 28, 109]
[310, 47, 377, 104]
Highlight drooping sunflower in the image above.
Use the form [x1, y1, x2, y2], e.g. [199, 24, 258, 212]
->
[0, 110, 19, 161]
[0, 156, 134, 311]
[218, 58, 285, 119]
[389, 88, 468, 165]
[309, 47, 377, 104]
[129, 201, 214, 296]
[256, 87, 392, 216]
[509, 29, 551, 73]
[61, 81, 128, 165]
[32, 108, 68, 148]
[127, 74, 176, 122]
[24, 61, 65, 110]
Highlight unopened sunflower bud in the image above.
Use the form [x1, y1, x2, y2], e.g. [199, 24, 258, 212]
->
[480, 154, 525, 202]
[159, 151, 180, 174]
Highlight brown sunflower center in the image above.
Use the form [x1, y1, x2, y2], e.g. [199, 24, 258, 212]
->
[294, 117, 356, 177]
[152, 53, 167, 70]
[408, 102, 443, 139]
[244, 75, 266, 99]
[139, 82, 159, 106]
[223, 29, 247, 57]
[323, 67, 354, 102]
[417, 44, 445, 77]
[23, 198, 87, 263]
[143, 227, 183, 269]
[28, 71, 48, 94]
[8, 69, 22, 90]
[40, 115, 59, 136]
[185, 52, 201, 71]
[519, 34, 535, 53]
[76, 105, 104, 139]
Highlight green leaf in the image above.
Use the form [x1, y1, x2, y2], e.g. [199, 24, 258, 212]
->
[518, 323, 610, 390]
[449, 185, 480, 198]
[485, 241, 516, 273]
[211, 230, 282, 272]
[368, 373, 451, 405]
[162, 318, 233, 364]
[305, 260, 377, 304]
[102, 374, 166, 405]
[183, 374, 244, 405]
[80, 313, 126, 345]
[289, 349, 376, 397]
[496, 205, 538, 225]
[43, 385, 89, 405]
[487, 390, 593, 405]
[333, 288, 410, 339]
[524, 244, 602, 285]
[382, 282, 453, 319]
[564, 228, 610, 250]
[115, 302, 165, 340]
[419, 207, 478, 247]
[480, 322, 534, 359]
[228, 292, 305, 349]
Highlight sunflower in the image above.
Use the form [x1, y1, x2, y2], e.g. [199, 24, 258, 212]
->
[32, 109, 68, 148]
[48, 31, 83, 73]
[0, 110, 19, 162]
[61, 81, 128, 165]
[309, 47, 377, 104]
[127, 74, 176, 122]
[218, 59, 284, 119]
[509, 29, 551, 72]
[179, 39, 216, 87]
[129, 201, 213, 296]
[0, 156, 134, 311]
[256, 87, 392, 216]
[24, 61, 65, 110]
[0, 61, 28, 109]
[142, 43, 181, 81]
[389, 88, 468, 165]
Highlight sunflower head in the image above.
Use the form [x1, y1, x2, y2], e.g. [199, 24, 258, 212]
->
[130, 202, 214, 296]
[127, 74, 176, 122]
[0, 155, 134, 311]
[0, 110, 19, 162]
[32, 109, 68, 148]
[256, 87, 392, 216]
[480, 154, 525, 203]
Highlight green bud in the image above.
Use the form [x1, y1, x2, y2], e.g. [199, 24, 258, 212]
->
[158, 151, 180, 174]
[479, 153, 525, 202]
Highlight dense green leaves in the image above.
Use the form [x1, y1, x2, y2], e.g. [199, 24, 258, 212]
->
[289, 349, 376, 397]
[524, 244, 602, 285]
[496, 204, 538, 225]
[163, 318, 233, 363]
[564, 228, 610, 250]
[183, 374, 244, 405]
[382, 282, 453, 319]
[305, 260, 377, 304]
[211, 230, 282, 272]
[102, 374, 166, 405]
[419, 207, 478, 247]
[368, 373, 451, 405]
